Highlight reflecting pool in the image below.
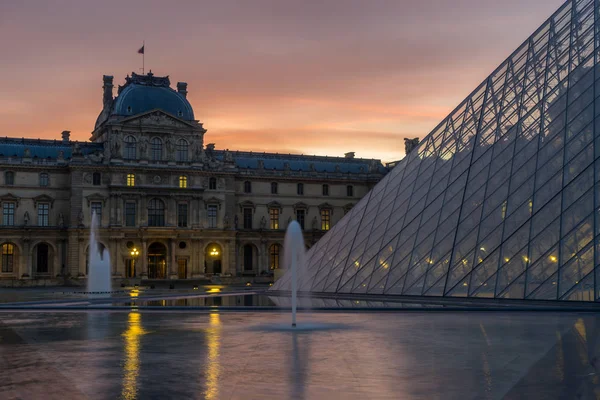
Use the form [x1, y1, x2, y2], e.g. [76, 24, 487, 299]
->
[0, 310, 599, 399]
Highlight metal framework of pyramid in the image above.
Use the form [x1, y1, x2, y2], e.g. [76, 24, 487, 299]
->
[273, 0, 600, 302]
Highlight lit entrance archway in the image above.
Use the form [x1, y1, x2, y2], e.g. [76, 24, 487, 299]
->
[205, 243, 222, 274]
[148, 242, 167, 279]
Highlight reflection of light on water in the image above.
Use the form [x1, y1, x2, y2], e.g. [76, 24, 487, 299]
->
[121, 312, 147, 400]
[205, 313, 221, 400]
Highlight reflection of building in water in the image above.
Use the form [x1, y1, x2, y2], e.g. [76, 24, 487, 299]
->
[122, 312, 146, 400]
[143, 294, 273, 307]
[204, 313, 221, 400]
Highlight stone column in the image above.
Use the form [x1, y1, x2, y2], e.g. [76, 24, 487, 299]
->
[225, 239, 236, 276]
[140, 196, 147, 226]
[169, 239, 177, 279]
[140, 240, 148, 279]
[115, 195, 122, 226]
[111, 239, 119, 277]
[109, 195, 116, 226]
[260, 239, 268, 274]
[23, 239, 32, 279]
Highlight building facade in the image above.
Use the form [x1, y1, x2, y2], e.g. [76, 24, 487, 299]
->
[0, 71, 387, 283]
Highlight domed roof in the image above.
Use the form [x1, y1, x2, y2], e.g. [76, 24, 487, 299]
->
[112, 72, 195, 120]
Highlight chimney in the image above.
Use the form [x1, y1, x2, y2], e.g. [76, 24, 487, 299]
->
[102, 75, 114, 107]
[61, 131, 71, 143]
[177, 82, 188, 98]
[344, 152, 355, 159]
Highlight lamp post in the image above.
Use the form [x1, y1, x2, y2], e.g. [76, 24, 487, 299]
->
[130, 248, 140, 278]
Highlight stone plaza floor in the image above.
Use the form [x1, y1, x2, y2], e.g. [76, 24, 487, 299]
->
[0, 306, 599, 399]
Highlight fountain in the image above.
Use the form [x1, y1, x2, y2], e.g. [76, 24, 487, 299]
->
[284, 221, 305, 327]
[87, 211, 112, 297]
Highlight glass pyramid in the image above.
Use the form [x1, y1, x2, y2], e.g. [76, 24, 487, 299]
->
[273, 0, 600, 302]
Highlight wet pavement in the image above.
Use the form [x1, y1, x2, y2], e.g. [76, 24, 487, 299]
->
[0, 310, 599, 399]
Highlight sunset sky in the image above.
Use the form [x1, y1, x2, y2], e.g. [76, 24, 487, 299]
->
[0, 0, 565, 163]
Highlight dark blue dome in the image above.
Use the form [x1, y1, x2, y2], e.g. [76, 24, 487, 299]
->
[112, 72, 195, 120]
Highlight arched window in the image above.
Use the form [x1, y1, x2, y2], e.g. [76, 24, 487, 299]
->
[93, 172, 101, 186]
[269, 244, 280, 270]
[124, 136, 137, 159]
[148, 198, 165, 227]
[244, 181, 252, 193]
[39, 173, 49, 187]
[271, 182, 278, 194]
[5, 171, 14, 185]
[297, 183, 304, 195]
[179, 175, 187, 188]
[209, 177, 217, 190]
[176, 139, 188, 162]
[151, 138, 162, 161]
[1, 243, 14, 273]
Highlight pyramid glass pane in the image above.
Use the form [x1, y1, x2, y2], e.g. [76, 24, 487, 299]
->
[272, 0, 600, 302]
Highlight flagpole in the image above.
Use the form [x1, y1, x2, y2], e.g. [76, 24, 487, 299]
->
[142, 40, 145, 74]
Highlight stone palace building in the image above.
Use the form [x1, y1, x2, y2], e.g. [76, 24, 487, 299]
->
[0, 71, 387, 284]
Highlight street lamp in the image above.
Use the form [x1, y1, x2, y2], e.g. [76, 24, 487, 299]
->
[130, 247, 140, 278]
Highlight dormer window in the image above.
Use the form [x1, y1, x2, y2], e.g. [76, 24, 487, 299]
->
[177, 110, 183, 117]
[127, 106, 132, 114]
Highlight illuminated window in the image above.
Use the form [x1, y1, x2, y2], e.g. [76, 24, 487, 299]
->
[269, 208, 279, 229]
[127, 174, 135, 187]
[322, 184, 329, 196]
[2, 202, 15, 226]
[271, 182, 278, 194]
[38, 203, 49, 227]
[148, 198, 165, 227]
[269, 243, 280, 269]
[176, 139, 188, 162]
[39, 173, 49, 187]
[151, 137, 162, 161]
[244, 181, 252, 193]
[297, 183, 304, 195]
[320, 209, 331, 231]
[501, 200, 507, 219]
[179, 175, 187, 188]
[209, 177, 217, 190]
[124, 135, 136, 159]
[1, 243, 14, 273]
[346, 185, 354, 197]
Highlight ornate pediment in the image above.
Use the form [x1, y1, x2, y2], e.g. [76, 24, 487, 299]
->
[318, 202, 334, 212]
[266, 201, 282, 210]
[85, 193, 107, 207]
[293, 202, 308, 211]
[33, 194, 54, 208]
[121, 110, 196, 129]
[0, 193, 20, 207]
[239, 200, 256, 211]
